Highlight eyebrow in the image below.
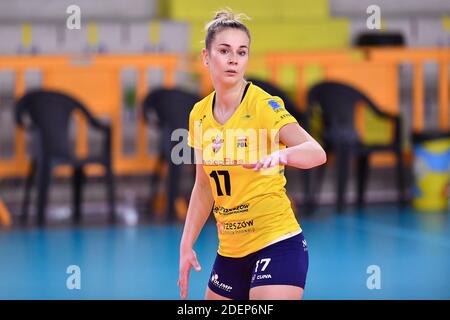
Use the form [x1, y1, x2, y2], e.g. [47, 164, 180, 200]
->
[217, 43, 249, 49]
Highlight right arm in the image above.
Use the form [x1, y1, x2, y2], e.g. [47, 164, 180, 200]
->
[178, 148, 214, 299]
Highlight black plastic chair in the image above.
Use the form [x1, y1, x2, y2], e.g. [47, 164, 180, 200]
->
[355, 32, 405, 47]
[143, 87, 200, 221]
[15, 90, 116, 226]
[306, 81, 405, 212]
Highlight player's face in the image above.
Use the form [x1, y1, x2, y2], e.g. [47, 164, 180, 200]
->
[203, 28, 250, 87]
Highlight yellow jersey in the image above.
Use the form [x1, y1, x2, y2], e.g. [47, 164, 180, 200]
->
[188, 83, 301, 258]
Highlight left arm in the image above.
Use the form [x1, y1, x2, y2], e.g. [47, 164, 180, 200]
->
[278, 122, 327, 169]
[244, 122, 326, 170]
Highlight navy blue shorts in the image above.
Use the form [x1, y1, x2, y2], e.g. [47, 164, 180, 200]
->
[207, 232, 309, 300]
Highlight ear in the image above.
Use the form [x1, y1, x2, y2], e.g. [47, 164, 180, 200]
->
[201, 48, 209, 67]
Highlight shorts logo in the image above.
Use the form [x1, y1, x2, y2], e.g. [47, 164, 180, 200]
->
[302, 239, 308, 251]
[252, 274, 273, 283]
[210, 272, 232, 292]
[252, 258, 272, 283]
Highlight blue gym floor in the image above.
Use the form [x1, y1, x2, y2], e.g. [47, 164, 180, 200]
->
[0, 205, 449, 300]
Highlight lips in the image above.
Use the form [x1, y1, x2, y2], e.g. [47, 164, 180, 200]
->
[225, 70, 237, 75]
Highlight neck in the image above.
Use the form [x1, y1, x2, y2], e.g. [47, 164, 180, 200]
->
[214, 79, 247, 112]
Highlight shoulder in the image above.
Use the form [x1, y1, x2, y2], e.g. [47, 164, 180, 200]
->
[247, 83, 285, 114]
[189, 91, 214, 118]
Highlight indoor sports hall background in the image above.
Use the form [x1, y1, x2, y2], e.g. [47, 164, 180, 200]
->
[0, 0, 449, 299]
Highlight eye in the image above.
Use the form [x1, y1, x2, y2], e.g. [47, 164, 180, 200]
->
[219, 48, 228, 54]
[238, 51, 247, 56]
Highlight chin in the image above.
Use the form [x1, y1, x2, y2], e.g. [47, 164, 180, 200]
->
[221, 76, 242, 86]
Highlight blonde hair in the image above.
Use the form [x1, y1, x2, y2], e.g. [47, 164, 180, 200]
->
[204, 8, 251, 50]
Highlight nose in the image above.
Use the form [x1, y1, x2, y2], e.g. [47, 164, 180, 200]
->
[228, 52, 238, 65]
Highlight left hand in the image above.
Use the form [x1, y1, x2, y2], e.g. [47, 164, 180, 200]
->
[243, 150, 288, 171]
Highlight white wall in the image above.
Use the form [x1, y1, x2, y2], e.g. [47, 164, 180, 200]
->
[333, 0, 450, 47]
[0, 0, 157, 21]
[330, 0, 450, 17]
[0, 21, 189, 54]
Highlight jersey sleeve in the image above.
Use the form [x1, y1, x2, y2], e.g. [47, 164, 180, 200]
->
[188, 104, 202, 149]
[258, 96, 298, 132]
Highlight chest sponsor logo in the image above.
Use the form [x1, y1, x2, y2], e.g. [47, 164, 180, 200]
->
[214, 203, 249, 215]
[192, 127, 282, 171]
[211, 135, 224, 153]
[203, 158, 244, 166]
[236, 136, 248, 148]
[217, 219, 255, 235]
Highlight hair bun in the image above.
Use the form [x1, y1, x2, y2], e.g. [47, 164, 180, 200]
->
[211, 8, 249, 25]
[214, 9, 235, 21]
[203, 8, 251, 49]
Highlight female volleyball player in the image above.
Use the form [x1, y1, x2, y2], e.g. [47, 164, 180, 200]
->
[178, 9, 326, 300]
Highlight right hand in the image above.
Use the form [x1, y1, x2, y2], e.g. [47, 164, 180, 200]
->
[178, 247, 202, 300]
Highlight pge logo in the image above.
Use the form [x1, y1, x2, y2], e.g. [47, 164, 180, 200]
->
[268, 100, 281, 111]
